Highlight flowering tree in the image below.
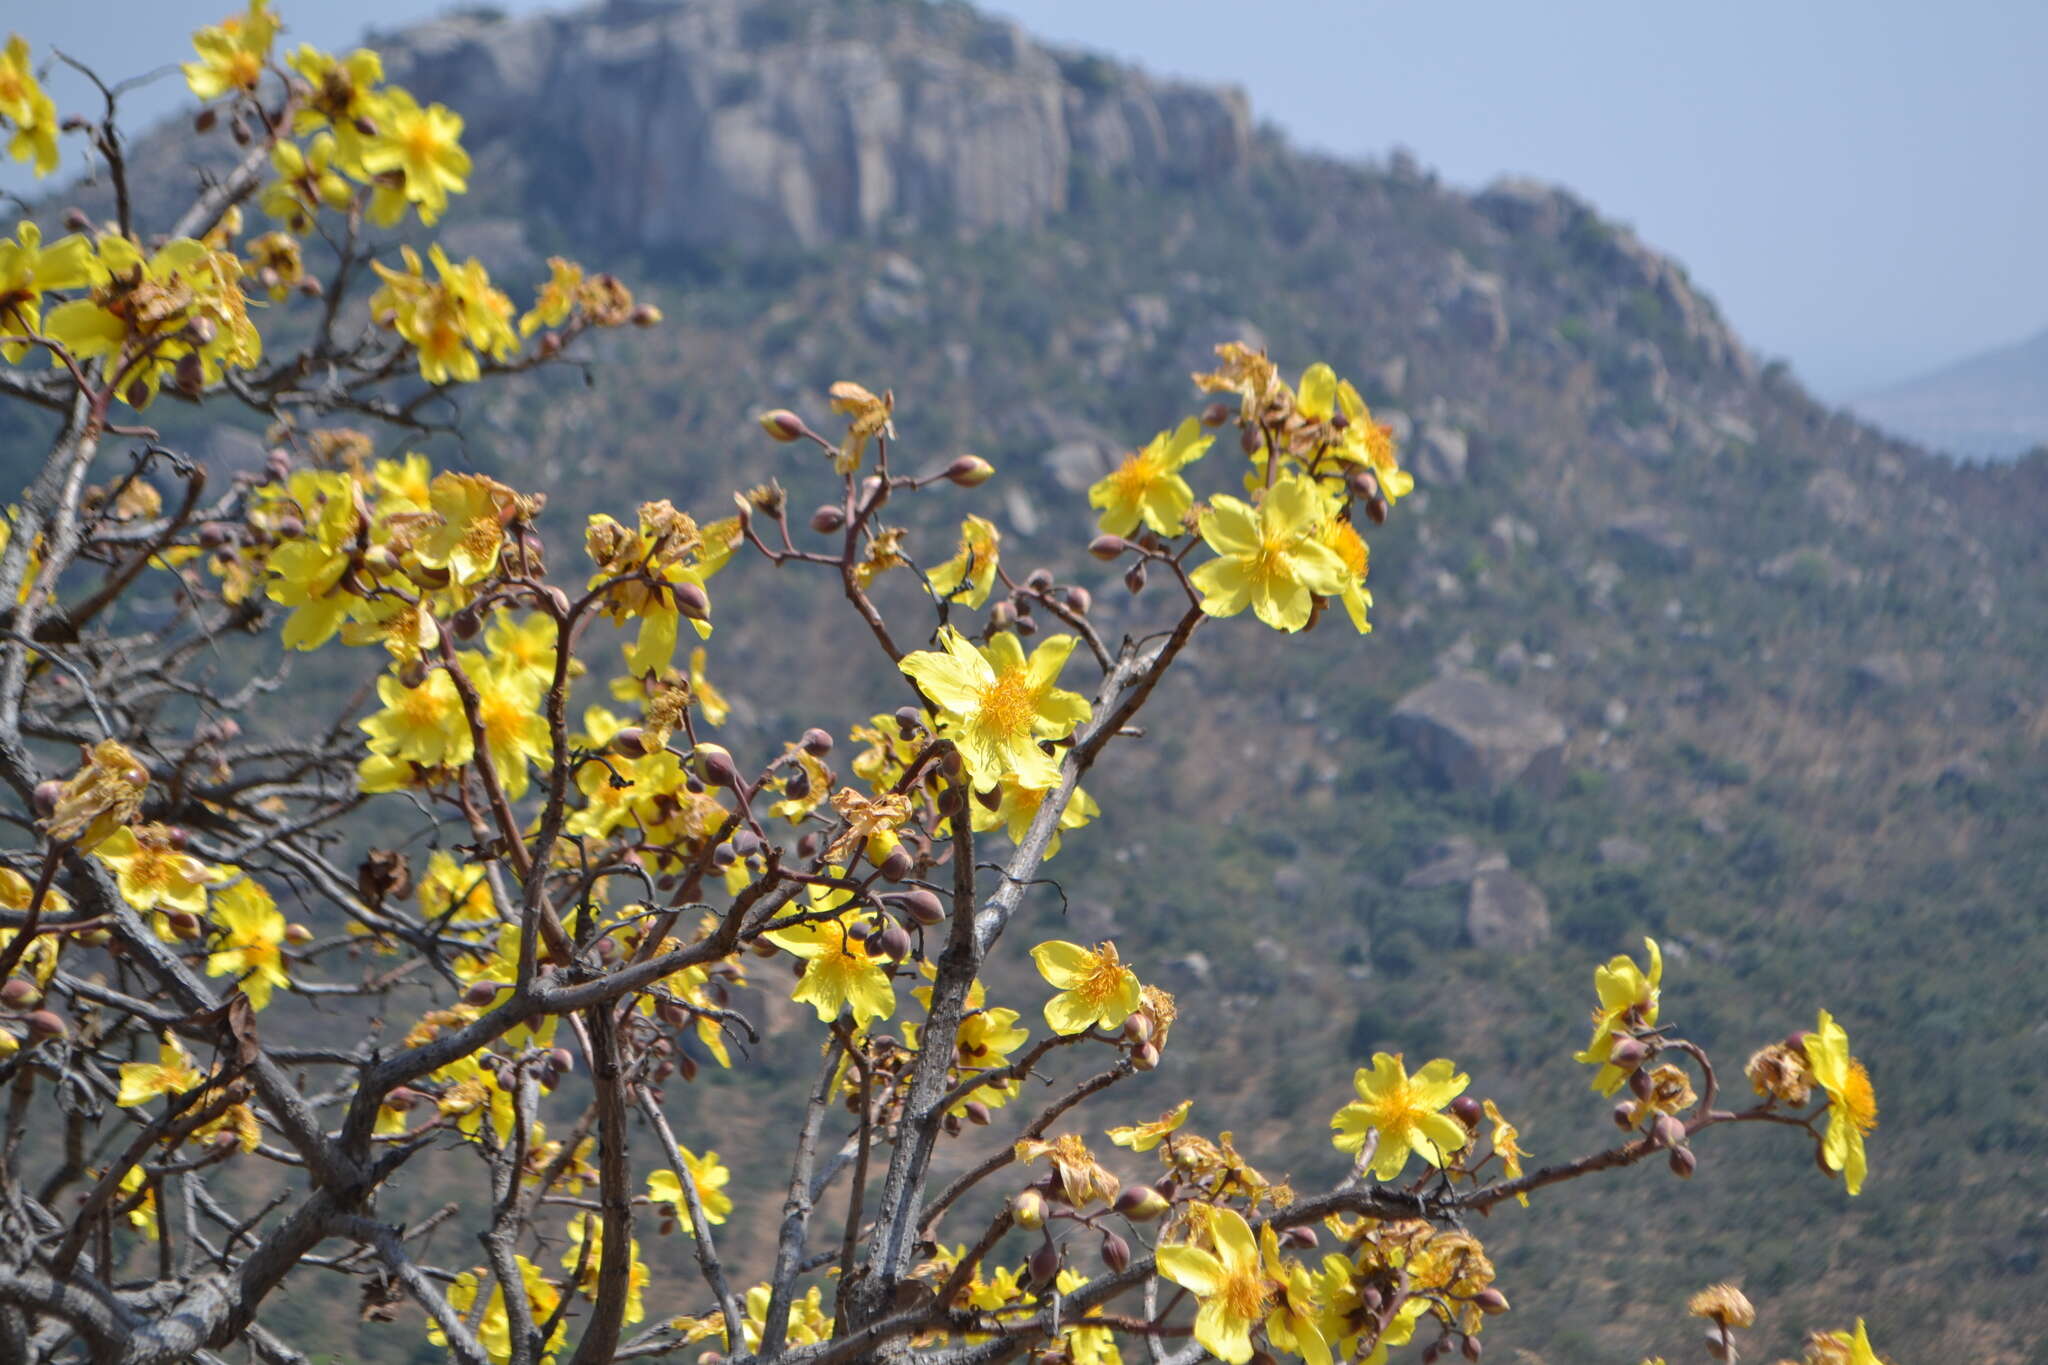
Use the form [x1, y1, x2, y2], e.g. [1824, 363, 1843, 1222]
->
[0, 9, 1887, 1365]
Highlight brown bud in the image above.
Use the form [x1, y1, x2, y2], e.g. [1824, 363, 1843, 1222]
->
[194, 107, 218, 133]
[463, 980, 502, 1006]
[893, 889, 946, 926]
[284, 922, 313, 945]
[125, 377, 150, 408]
[24, 1010, 66, 1040]
[858, 475, 888, 514]
[893, 706, 924, 733]
[173, 351, 205, 396]
[1, 979, 41, 1010]
[1121, 1013, 1153, 1045]
[1608, 1036, 1650, 1071]
[1012, 1188, 1047, 1230]
[878, 847, 914, 883]
[1627, 1066, 1655, 1103]
[1123, 560, 1147, 595]
[1784, 1029, 1810, 1052]
[1611, 1100, 1639, 1129]
[612, 727, 650, 758]
[873, 923, 912, 961]
[694, 745, 743, 789]
[1280, 1225, 1319, 1250]
[1087, 534, 1127, 562]
[1200, 401, 1232, 427]
[1113, 1185, 1169, 1222]
[809, 504, 846, 535]
[943, 455, 995, 487]
[710, 843, 737, 870]
[672, 580, 711, 621]
[1025, 568, 1054, 592]
[1365, 491, 1389, 526]
[1451, 1095, 1484, 1129]
[630, 303, 663, 327]
[1473, 1288, 1510, 1315]
[448, 605, 482, 641]
[964, 1100, 991, 1126]
[1462, 1336, 1482, 1361]
[1131, 1042, 1160, 1071]
[758, 410, 808, 443]
[1651, 1114, 1687, 1149]
[1060, 585, 1093, 617]
[1027, 1239, 1060, 1288]
[32, 780, 62, 816]
[1099, 1230, 1131, 1274]
[1668, 1145, 1698, 1178]
[165, 911, 203, 942]
[1239, 424, 1263, 457]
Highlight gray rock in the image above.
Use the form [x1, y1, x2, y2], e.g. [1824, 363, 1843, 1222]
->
[1466, 869, 1552, 952]
[1391, 675, 1568, 798]
[1414, 423, 1470, 487]
[380, 0, 1252, 253]
[1605, 508, 1693, 570]
[1402, 836, 1508, 890]
[1493, 641, 1529, 682]
[1852, 652, 1913, 691]
[1760, 546, 1864, 590]
[1597, 836, 1652, 868]
[1440, 255, 1509, 352]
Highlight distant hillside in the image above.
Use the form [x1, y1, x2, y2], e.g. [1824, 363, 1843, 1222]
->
[14, 1, 2048, 1361]
[1850, 326, 2048, 459]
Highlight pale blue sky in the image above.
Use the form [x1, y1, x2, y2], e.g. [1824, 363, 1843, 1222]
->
[6, 1, 2043, 398]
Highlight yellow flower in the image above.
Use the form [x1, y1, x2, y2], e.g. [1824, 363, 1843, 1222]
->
[1331, 1053, 1471, 1182]
[41, 739, 148, 850]
[1331, 378, 1413, 504]
[117, 1034, 207, 1107]
[899, 627, 1091, 793]
[117, 1166, 159, 1239]
[360, 89, 471, 226]
[417, 849, 496, 926]
[688, 646, 729, 726]
[560, 1212, 649, 1324]
[1481, 1099, 1531, 1205]
[464, 652, 551, 799]
[827, 380, 893, 473]
[1574, 937, 1663, 1094]
[1107, 1099, 1191, 1152]
[206, 877, 289, 1008]
[286, 45, 385, 171]
[434, 1053, 516, 1140]
[647, 1147, 732, 1230]
[1258, 1223, 1333, 1365]
[1804, 1010, 1876, 1195]
[765, 911, 895, 1028]
[0, 36, 61, 177]
[369, 245, 516, 383]
[1031, 939, 1141, 1036]
[261, 132, 354, 229]
[968, 773, 1098, 857]
[0, 221, 98, 360]
[520, 257, 584, 336]
[183, 0, 278, 101]
[44, 236, 263, 405]
[925, 515, 1001, 609]
[1089, 418, 1212, 537]
[92, 825, 218, 916]
[433, 1258, 563, 1365]
[1190, 473, 1351, 632]
[361, 669, 475, 771]
[1156, 1206, 1273, 1365]
[1014, 1132, 1119, 1207]
[1317, 515, 1373, 634]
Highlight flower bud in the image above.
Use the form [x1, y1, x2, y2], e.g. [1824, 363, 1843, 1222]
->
[672, 580, 711, 621]
[1627, 1066, 1655, 1102]
[1669, 1145, 1698, 1179]
[1784, 1029, 1810, 1052]
[800, 727, 834, 756]
[693, 744, 743, 789]
[1462, 1336, 1482, 1362]
[1121, 1013, 1153, 1045]
[1012, 1188, 1047, 1230]
[1281, 1225, 1319, 1250]
[1239, 424, 1263, 457]
[893, 889, 946, 926]
[1608, 1036, 1650, 1071]
[174, 352, 205, 397]
[126, 377, 151, 408]
[944, 455, 995, 487]
[1365, 491, 1390, 526]
[630, 304, 663, 327]
[1025, 568, 1054, 593]
[1611, 1100, 1639, 1130]
[1131, 1042, 1160, 1071]
[873, 923, 912, 961]
[166, 911, 203, 942]
[758, 410, 808, 442]
[1113, 1185, 1169, 1222]
[1028, 1239, 1060, 1288]
[1123, 560, 1147, 595]
[1473, 1288, 1510, 1315]
[878, 846, 915, 883]
[1451, 1095, 1484, 1129]
[1651, 1114, 1687, 1149]
[613, 727, 651, 758]
[1, 979, 41, 1010]
[710, 843, 737, 870]
[1200, 401, 1232, 427]
[1100, 1230, 1131, 1274]
[1061, 585, 1093, 617]
[810, 504, 846, 535]
[25, 1010, 66, 1040]
[859, 476, 888, 514]
[193, 108, 218, 134]
[464, 980, 502, 1006]
[32, 780, 62, 816]
[1088, 535, 1127, 562]
[284, 922, 313, 945]
[963, 1100, 991, 1126]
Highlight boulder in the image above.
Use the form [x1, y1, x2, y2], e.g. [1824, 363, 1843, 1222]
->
[1465, 869, 1552, 952]
[1390, 675, 1567, 798]
[1851, 652, 1913, 692]
[1401, 836, 1508, 890]
[1605, 508, 1693, 570]
[1596, 836, 1652, 868]
[1414, 423, 1470, 486]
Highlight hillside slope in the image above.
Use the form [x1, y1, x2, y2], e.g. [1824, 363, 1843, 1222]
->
[17, 2, 2048, 1361]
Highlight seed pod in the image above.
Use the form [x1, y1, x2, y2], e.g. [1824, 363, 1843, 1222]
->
[1451, 1095, 1484, 1129]
[1012, 1188, 1047, 1230]
[1113, 1185, 1169, 1222]
[810, 504, 845, 534]
[1100, 1230, 1130, 1274]
[758, 409, 807, 442]
[1088, 535, 1127, 562]
[1669, 1145, 1698, 1179]
[1, 979, 41, 1010]
[944, 455, 995, 487]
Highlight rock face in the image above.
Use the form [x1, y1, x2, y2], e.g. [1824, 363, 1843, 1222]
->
[1390, 675, 1567, 798]
[1401, 836, 1507, 889]
[1465, 869, 1551, 952]
[379, 0, 1252, 252]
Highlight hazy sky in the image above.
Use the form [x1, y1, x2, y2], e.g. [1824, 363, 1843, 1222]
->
[6, 1, 2043, 398]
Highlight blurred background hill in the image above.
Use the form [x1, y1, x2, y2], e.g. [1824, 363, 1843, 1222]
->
[7, 1, 2047, 1361]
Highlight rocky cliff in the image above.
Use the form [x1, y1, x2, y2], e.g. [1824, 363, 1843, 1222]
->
[379, 0, 1251, 250]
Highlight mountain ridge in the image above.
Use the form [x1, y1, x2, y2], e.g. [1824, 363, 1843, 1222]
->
[1850, 324, 2048, 459]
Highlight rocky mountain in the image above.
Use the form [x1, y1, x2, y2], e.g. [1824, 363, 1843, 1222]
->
[1849, 324, 2048, 459]
[17, 1, 2048, 1360]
